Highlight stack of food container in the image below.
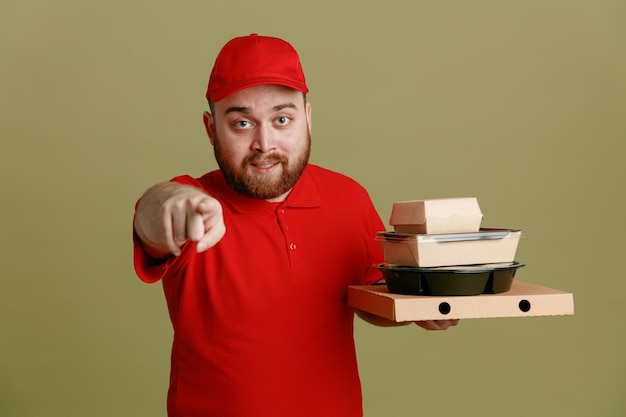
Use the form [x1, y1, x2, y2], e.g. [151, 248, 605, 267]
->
[376, 198, 525, 296]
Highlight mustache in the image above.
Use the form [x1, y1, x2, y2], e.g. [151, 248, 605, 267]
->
[244, 153, 288, 165]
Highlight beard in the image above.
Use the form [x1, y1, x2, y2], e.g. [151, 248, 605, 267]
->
[213, 130, 311, 200]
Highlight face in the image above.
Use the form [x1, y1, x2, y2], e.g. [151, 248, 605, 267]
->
[204, 85, 312, 201]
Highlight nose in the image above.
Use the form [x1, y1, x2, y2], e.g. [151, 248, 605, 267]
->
[251, 123, 276, 153]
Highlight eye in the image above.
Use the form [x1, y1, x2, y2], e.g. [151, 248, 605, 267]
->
[235, 120, 252, 129]
[276, 116, 290, 126]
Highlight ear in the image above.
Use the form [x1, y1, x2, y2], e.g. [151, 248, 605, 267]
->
[305, 101, 312, 133]
[203, 111, 216, 145]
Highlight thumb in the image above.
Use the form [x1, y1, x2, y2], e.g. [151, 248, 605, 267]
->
[196, 197, 221, 217]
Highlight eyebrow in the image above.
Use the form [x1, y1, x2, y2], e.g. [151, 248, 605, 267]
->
[273, 103, 297, 111]
[223, 103, 298, 115]
[224, 106, 249, 115]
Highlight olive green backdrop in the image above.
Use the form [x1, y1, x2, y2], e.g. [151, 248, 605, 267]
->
[1, 1, 625, 416]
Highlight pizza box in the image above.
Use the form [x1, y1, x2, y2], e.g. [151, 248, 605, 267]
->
[349, 281, 574, 322]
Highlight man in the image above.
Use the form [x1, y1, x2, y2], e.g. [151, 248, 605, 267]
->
[133, 34, 457, 417]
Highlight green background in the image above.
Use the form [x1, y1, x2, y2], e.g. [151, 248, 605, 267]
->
[2, 1, 625, 416]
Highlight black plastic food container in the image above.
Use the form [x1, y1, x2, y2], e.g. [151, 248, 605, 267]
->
[375, 262, 526, 296]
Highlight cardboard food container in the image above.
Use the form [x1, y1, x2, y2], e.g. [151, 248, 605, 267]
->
[390, 198, 483, 234]
[376, 261, 525, 296]
[349, 281, 574, 322]
[377, 228, 522, 268]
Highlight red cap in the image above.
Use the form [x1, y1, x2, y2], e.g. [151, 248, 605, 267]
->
[206, 34, 309, 102]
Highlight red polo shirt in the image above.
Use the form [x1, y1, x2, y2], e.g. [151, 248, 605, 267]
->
[133, 164, 385, 417]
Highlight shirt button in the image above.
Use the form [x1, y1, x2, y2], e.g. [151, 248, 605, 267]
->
[284, 225, 290, 231]
[279, 209, 285, 214]
[289, 243, 297, 250]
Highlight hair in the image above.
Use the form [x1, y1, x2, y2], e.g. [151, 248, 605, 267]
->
[208, 99, 216, 117]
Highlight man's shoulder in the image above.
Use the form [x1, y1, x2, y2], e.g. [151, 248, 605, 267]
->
[305, 164, 369, 196]
[306, 164, 361, 186]
[170, 170, 221, 189]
